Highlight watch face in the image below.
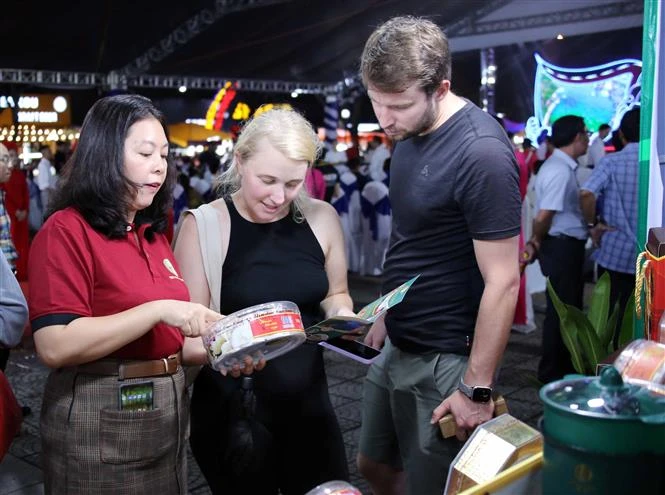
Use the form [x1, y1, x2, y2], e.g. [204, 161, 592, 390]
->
[472, 387, 492, 403]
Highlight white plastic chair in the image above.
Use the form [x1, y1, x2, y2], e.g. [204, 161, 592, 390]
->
[360, 181, 391, 276]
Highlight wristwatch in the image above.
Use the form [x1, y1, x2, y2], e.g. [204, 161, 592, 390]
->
[457, 379, 492, 403]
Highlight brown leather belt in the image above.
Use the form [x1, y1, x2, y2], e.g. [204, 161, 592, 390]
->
[75, 353, 182, 380]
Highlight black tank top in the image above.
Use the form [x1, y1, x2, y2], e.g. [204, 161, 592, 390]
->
[220, 200, 329, 396]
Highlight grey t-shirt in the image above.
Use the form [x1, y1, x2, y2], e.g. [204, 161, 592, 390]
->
[382, 101, 521, 355]
[0, 252, 28, 348]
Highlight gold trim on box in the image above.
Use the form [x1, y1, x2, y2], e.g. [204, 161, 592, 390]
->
[459, 452, 544, 495]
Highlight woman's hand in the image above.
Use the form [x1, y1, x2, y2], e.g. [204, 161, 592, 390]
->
[158, 300, 222, 337]
[335, 307, 357, 318]
[225, 352, 268, 378]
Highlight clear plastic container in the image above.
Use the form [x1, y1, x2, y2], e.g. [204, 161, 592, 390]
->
[304, 480, 363, 495]
[613, 339, 665, 384]
[202, 301, 305, 371]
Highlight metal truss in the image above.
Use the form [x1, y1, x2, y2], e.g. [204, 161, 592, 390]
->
[479, 48, 496, 115]
[129, 74, 336, 94]
[0, 69, 105, 88]
[451, 0, 643, 37]
[445, 0, 514, 38]
[117, 0, 292, 77]
[0, 68, 336, 95]
[0, 0, 645, 97]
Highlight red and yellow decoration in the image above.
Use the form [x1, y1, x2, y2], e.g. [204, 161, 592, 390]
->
[205, 81, 238, 131]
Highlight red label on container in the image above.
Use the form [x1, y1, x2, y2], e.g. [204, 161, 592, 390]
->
[248, 311, 304, 338]
[623, 344, 665, 381]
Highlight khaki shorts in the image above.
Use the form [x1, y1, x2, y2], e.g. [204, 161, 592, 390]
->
[359, 339, 467, 494]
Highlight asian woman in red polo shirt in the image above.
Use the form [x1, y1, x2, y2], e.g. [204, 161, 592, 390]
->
[27, 95, 253, 494]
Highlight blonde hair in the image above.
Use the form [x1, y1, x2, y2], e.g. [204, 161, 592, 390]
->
[216, 108, 322, 222]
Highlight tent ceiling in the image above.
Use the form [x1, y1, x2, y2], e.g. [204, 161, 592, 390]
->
[0, 0, 644, 123]
[1, 0, 643, 85]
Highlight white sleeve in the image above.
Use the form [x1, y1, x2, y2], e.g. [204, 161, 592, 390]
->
[536, 166, 567, 212]
[37, 160, 50, 190]
[589, 139, 605, 166]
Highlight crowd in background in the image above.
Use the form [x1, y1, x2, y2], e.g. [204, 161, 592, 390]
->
[0, 116, 631, 300]
[0, 133, 395, 285]
[170, 136, 394, 276]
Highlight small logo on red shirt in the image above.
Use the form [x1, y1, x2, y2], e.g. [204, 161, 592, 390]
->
[163, 258, 184, 281]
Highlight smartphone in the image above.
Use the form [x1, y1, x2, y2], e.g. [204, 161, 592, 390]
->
[319, 337, 381, 364]
[119, 382, 154, 411]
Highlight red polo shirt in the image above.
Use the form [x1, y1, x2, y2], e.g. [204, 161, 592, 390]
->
[28, 208, 188, 360]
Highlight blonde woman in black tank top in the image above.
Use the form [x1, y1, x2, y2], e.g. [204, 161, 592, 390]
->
[174, 109, 356, 495]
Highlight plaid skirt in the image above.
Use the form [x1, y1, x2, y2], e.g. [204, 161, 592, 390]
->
[40, 366, 189, 495]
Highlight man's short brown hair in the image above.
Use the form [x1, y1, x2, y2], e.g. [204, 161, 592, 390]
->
[360, 16, 451, 95]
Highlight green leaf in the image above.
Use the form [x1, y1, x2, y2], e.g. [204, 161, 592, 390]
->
[546, 279, 587, 374]
[601, 302, 620, 353]
[587, 272, 611, 336]
[567, 305, 604, 372]
[618, 296, 636, 347]
[524, 373, 545, 389]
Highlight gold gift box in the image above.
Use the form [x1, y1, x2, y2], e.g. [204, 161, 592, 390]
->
[444, 414, 543, 495]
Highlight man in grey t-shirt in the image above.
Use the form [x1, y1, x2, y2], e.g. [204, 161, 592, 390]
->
[357, 16, 521, 495]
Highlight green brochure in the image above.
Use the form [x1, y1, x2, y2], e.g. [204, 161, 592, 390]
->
[304, 275, 420, 342]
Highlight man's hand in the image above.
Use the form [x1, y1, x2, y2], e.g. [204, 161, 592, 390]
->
[431, 390, 494, 441]
[364, 314, 387, 349]
[589, 222, 615, 247]
[15, 210, 27, 222]
[520, 240, 539, 268]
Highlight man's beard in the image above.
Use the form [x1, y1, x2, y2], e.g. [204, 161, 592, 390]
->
[390, 98, 438, 142]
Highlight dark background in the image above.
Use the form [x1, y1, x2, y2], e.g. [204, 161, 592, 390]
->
[0, 0, 644, 127]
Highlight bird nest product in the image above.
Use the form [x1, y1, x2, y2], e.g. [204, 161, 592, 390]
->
[613, 339, 665, 385]
[202, 301, 305, 371]
[304, 480, 362, 495]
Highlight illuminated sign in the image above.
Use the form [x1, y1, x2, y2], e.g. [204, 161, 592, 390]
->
[205, 83, 296, 130]
[0, 94, 71, 127]
[232, 102, 251, 120]
[525, 54, 641, 142]
[253, 103, 292, 116]
[205, 82, 238, 131]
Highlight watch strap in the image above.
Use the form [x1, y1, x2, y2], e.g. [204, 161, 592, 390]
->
[458, 378, 493, 403]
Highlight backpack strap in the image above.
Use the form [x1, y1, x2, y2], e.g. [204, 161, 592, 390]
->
[172, 201, 230, 312]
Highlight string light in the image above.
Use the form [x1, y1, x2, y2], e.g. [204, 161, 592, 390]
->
[0, 124, 81, 146]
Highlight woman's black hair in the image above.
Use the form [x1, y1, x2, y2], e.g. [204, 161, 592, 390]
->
[48, 94, 175, 240]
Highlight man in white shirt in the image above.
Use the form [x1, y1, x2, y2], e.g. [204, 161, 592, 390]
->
[522, 115, 590, 384]
[576, 123, 610, 188]
[587, 123, 611, 167]
[36, 145, 56, 214]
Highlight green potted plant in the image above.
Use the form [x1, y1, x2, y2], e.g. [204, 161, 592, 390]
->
[546, 272, 635, 376]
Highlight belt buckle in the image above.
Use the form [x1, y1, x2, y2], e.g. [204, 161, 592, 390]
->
[118, 363, 128, 381]
[163, 355, 177, 374]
